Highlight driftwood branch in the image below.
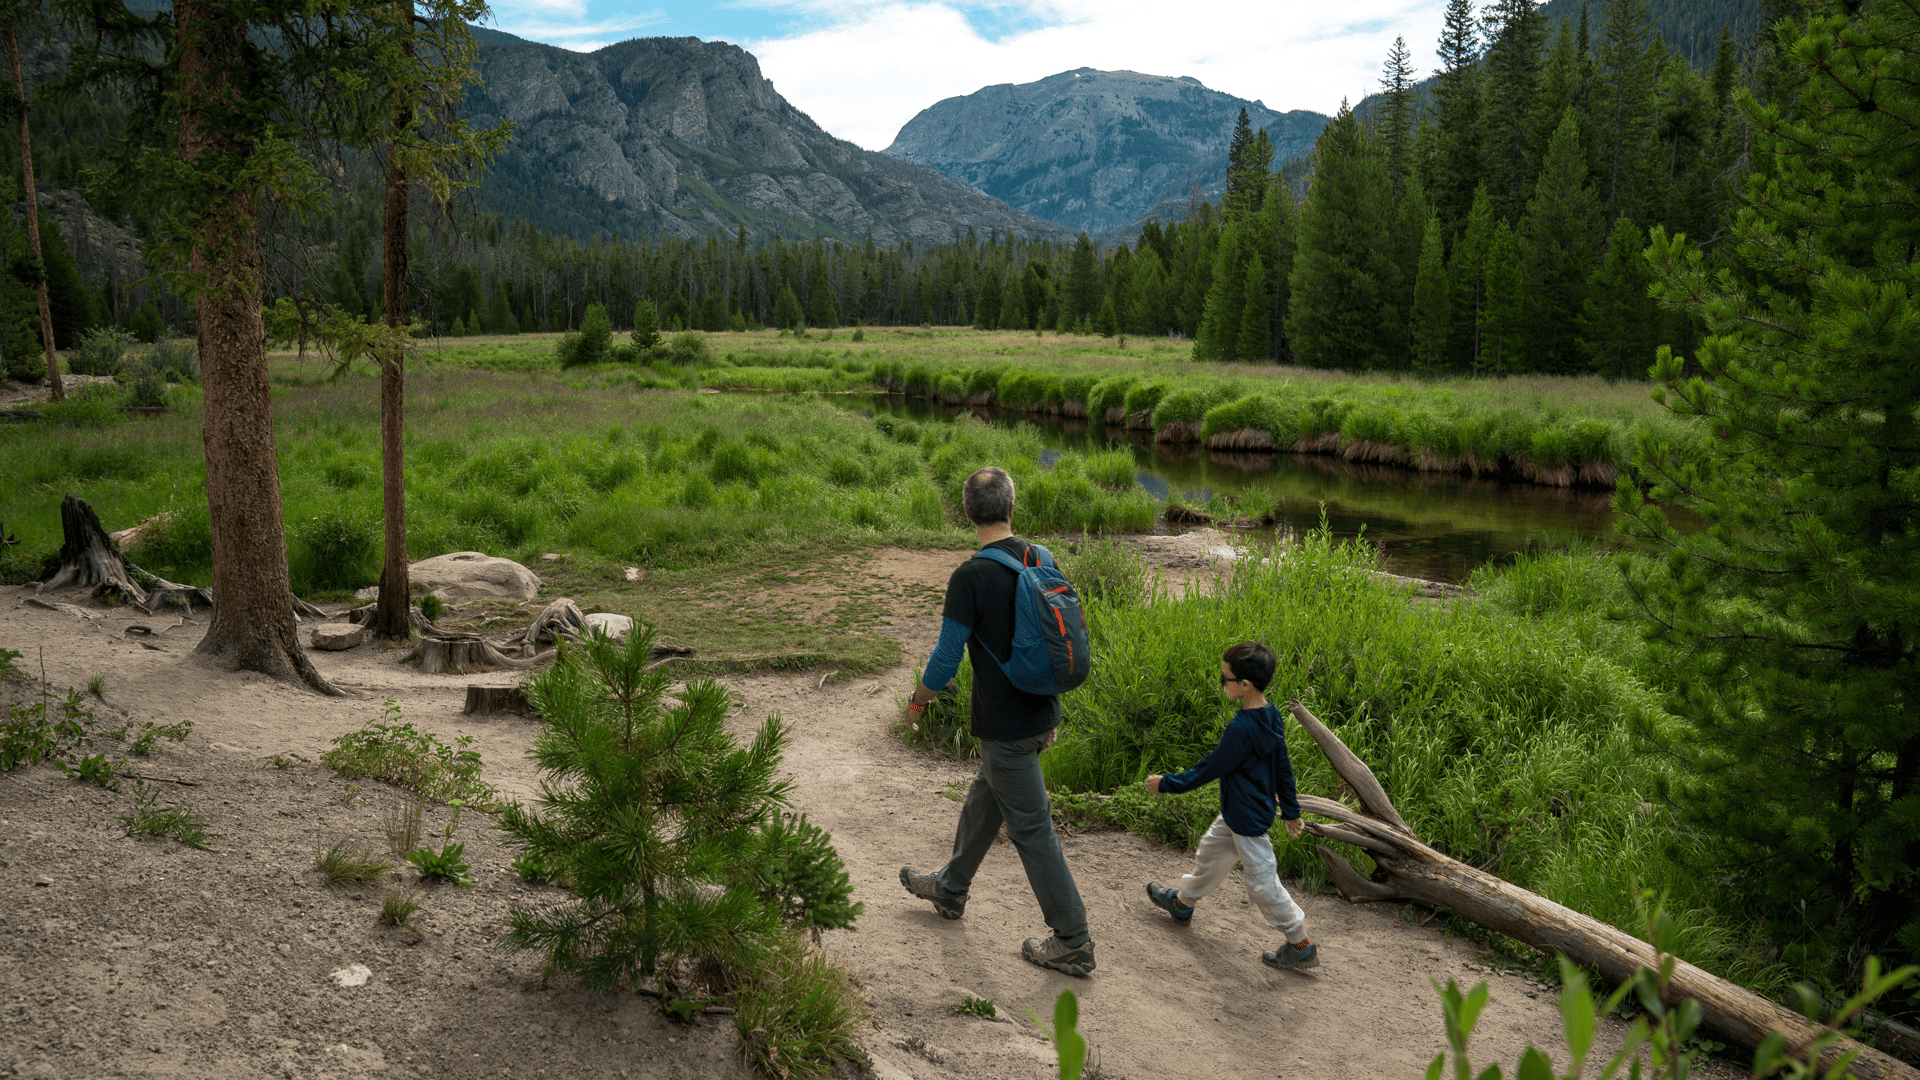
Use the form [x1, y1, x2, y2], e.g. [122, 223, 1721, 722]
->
[1286, 700, 1917, 1080]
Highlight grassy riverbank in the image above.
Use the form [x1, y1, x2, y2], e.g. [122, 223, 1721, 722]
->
[905, 533, 1778, 999]
[400, 327, 1703, 486]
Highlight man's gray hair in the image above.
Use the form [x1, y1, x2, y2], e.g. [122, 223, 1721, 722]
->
[961, 466, 1015, 524]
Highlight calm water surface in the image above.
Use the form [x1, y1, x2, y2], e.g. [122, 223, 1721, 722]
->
[843, 395, 1643, 584]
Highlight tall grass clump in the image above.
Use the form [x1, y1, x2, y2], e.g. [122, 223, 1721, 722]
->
[919, 416, 1156, 533]
[1001, 527, 1767, 988]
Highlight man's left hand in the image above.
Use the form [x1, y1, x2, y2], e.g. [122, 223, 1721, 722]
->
[1283, 817, 1305, 840]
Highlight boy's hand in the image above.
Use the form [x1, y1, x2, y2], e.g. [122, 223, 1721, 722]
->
[1144, 775, 1162, 795]
[1283, 817, 1305, 840]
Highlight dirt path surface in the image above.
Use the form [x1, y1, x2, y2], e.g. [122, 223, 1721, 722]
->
[0, 544, 1742, 1079]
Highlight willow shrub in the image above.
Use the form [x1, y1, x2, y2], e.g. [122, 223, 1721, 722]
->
[908, 528, 1762, 985]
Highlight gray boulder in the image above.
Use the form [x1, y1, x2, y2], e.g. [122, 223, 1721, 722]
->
[408, 552, 540, 601]
[311, 624, 368, 651]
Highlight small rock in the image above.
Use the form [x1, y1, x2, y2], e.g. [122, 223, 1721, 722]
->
[34, 877, 52, 887]
[539, 553, 563, 563]
[310, 624, 368, 652]
[277, 943, 292, 955]
[623, 567, 644, 582]
[584, 612, 633, 642]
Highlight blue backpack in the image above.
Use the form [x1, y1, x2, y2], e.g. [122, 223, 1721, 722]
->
[973, 544, 1092, 696]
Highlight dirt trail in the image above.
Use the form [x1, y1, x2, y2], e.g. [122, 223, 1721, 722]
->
[0, 543, 1741, 1079]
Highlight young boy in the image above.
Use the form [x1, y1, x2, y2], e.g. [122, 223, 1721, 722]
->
[1143, 641, 1319, 970]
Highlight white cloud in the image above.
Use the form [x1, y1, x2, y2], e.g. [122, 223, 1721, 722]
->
[746, 0, 1448, 150]
[490, 6, 669, 45]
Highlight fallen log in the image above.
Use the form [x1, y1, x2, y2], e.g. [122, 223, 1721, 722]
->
[1286, 700, 1916, 1080]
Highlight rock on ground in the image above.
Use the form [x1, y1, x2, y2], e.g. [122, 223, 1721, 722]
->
[407, 552, 540, 600]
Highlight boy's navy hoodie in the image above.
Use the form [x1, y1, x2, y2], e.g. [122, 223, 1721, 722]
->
[1158, 702, 1300, 837]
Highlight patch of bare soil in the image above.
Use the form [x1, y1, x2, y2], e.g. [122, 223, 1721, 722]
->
[0, 545, 1744, 1080]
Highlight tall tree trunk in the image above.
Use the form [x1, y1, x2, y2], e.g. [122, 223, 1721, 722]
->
[9, 25, 62, 401]
[177, 0, 338, 696]
[370, 2, 414, 643]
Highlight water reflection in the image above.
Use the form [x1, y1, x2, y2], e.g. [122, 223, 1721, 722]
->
[845, 395, 1640, 584]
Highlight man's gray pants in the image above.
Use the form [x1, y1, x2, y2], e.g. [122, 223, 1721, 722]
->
[935, 732, 1090, 947]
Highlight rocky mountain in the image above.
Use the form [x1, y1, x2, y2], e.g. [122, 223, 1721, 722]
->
[463, 29, 1069, 244]
[881, 69, 1329, 237]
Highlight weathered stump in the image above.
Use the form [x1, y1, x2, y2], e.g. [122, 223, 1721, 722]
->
[463, 686, 531, 716]
[398, 633, 546, 674]
[41, 495, 214, 613]
[1286, 700, 1916, 1080]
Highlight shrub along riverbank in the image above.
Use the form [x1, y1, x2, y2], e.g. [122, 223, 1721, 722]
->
[397, 328, 1705, 492]
[904, 533, 1780, 1000]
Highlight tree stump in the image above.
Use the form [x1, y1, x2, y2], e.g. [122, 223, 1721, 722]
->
[399, 632, 546, 674]
[463, 686, 530, 717]
[41, 495, 214, 613]
[1286, 700, 1916, 1080]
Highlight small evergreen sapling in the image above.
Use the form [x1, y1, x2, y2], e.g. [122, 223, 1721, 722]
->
[497, 626, 860, 992]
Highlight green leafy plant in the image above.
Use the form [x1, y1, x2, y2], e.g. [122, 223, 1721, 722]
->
[418, 593, 444, 622]
[2, 678, 93, 772]
[1025, 990, 1087, 1080]
[86, 674, 107, 698]
[732, 933, 870, 1078]
[951, 994, 996, 1019]
[118, 781, 218, 850]
[406, 842, 473, 887]
[129, 720, 192, 757]
[511, 850, 559, 885]
[320, 700, 499, 806]
[271, 753, 295, 770]
[61, 752, 122, 790]
[69, 326, 131, 376]
[314, 840, 396, 886]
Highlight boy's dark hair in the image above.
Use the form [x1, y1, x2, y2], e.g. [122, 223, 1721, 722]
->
[1223, 641, 1277, 692]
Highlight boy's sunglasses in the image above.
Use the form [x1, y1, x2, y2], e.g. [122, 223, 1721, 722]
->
[1220, 673, 1243, 685]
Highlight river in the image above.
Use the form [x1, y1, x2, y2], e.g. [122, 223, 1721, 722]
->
[844, 395, 1636, 584]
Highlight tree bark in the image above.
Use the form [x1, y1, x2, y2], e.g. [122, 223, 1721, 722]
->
[1285, 700, 1916, 1080]
[463, 685, 530, 716]
[177, 0, 337, 697]
[370, 0, 413, 643]
[9, 24, 62, 401]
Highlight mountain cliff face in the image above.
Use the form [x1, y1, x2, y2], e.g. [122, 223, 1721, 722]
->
[464, 30, 1069, 244]
[882, 69, 1329, 236]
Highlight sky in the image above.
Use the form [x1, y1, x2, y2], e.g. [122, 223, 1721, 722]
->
[483, 0, 1453, 151]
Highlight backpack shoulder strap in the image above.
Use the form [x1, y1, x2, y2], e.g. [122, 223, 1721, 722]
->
[973, 545, 1026, 574]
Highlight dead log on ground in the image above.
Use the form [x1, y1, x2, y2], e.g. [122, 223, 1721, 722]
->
[463, 686, 531, 716]
[1286, 700, 1916, 1080]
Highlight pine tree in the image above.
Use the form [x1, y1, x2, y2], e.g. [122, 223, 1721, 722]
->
[1064, 234, 1099, 323]
[631, 297, 660, 350]
[577, 301, 611, 364]
[1378, 36, 1417, 205]
[1195, 223, 1249, 361]
[1225, 108, 1259, 220]
[1449, 186, 1496, 373]
[1577, 213, 1656, 376]
[500, 629, 861, 990]
[973, 271, 1002, 330]
[1481, 0, 1549, 222]
[1428, 0, 1484, 230]
[1479, 219, 1523, 374]
[1286, 105, 1403, 368]
[1235, 254, 1270, 361]
[770, 284, 803, 332]
[1095, 293, 1118, 338]
[997, 272, 1028, 330]
[1592, 0, 1658, 222]
[1411, 212, 1449, 372]
[1253, 177, 1300, 363]
[1621, 0, 1920, 971]
[1516, 108, 1603, 372]
[1124, 248, 1168, 336]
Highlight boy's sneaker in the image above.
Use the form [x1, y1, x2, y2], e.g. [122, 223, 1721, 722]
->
[899, 866, 965, 920]
[1146, 883, 1193, 923]
[1262, 940, 1320, 971]
[1021, 935, 1097, 977]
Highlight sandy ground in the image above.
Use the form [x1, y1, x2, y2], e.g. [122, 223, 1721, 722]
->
[0, 537, 1745, 1080]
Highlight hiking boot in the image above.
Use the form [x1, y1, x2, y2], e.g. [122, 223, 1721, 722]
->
[899, 865, 965, 920]
[1146, 882, 1193, 923]
[1021, 935, 1097, 977]
[1262, 939, 1320, 971]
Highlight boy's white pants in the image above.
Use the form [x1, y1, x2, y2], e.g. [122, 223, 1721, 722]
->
[1177, 815, 1308, 944]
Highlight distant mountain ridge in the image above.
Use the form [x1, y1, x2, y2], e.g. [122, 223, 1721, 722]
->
[882, 68, 1329, 236]
[462, 28, 1069, 244]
